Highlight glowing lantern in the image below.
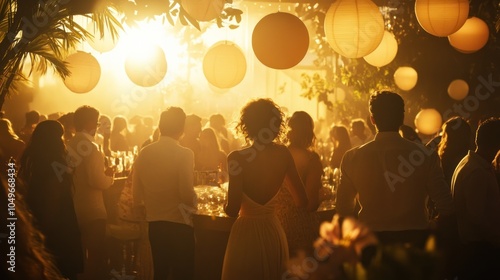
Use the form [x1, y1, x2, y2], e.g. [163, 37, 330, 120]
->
[447, 79, 469, 100]
[415, 0, 469, 37]
[415, 108, 442, 135]
[324, 0, 384, 58]
[63, 51, 101, 94]
[181, 0, 225, 22]
[203, 41, 247, 89]
[252, 12, 309, 69]
[448, 17, 489, 54]
[363, 31, 398, 67]
[124, 44, 167, 87]
[86, 22, 118, 53]
[394, 67, 418, 91]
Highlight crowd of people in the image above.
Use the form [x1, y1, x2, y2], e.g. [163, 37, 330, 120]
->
[1, 89, 500, 280]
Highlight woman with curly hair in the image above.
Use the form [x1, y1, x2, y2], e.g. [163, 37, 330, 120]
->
[222, 99, 308, 280]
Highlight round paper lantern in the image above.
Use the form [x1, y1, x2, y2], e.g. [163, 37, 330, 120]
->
[447, 79, 469, 100]
[64, 51, 101, 94]
[415, 0, 469, 37]
[415, 108, 442, 135]
[324, 0, 384, 58]
[448, 17, 489, 54]
[363, 31, 398, 67]
[86, 22, 117, 53]
[181, 0, 225, 22]
[125, 44, 167, 87]
[394, 67, 418, 91]
[252, 12, 309, 69]
[203, 41, 247, 89]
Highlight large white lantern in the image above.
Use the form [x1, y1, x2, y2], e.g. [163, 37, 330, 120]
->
[86, 22, 117, 53]
[324, 0, 384, 58]
[448, 17, 490, 54]
[203, 41, 247, 89]
[252, 12, 309, 69]
[181, 0, 225, 22]
[415, 0, 469, 37]
[125, 44, 167, 87]
[415, 108, 442, 135]
[63, 51, 101, 94]
[363, 31, 398, 67]
[394, 67, 418, 91]
[447, 79, 469, 100]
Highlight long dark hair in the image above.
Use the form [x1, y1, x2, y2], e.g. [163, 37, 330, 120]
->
[19, 120, 68, 184]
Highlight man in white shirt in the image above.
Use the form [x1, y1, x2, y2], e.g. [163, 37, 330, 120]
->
[451, 117, 500, 279]
[68, 105, 114, 280]
[336, 90, 453, 248]
[133, 107, 197, 280]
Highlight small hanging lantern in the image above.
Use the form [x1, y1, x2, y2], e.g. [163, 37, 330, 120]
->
[203, 41, 247, 89]
[63, 51, 101, 94]
[448, 17, 490, 54]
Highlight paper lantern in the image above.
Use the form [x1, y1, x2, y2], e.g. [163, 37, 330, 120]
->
[203, 41, 247, 89]
[415, 0, 469, 37]
[125, 44, 167, 87]
[447, 79, 469, 100]
[448, 17, 489, 54]
[252, 12, 309, 69]
[63, 51, 101, 94]
[324, 0, 384, 58]
[363, 31, 398, 67]
[181, 0, 225, 22]
[394, 67, 418, 91]
[415, 108, 442, 135]
[86, 22, 117, 53]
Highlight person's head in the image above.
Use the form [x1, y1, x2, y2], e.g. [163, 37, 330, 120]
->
[57, 112, 75, 138]
[236, 98, 285, 145]
[475, 117, 500, 155]
[184, 114, 202, 138]
[209, 114, 226, 131]
[369, 90, 405, 132]
[24, 110, 40, 126]
[73, 106, 99, 136]
[329, 124, 351, 149]
[350, 118, 366, 136]
[399, 124, 421, 143]
[25, 120, 65, 157]
[287, 111, 315, 149]
[437, 116, 471, 157]
[112, 116, 128, 134]
[159, 107, 186, 139]
[200, 128, 221, 151]
[0, 118, 19, 140]
[97, 114, 112, 136]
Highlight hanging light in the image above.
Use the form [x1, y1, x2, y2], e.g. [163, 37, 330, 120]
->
[63, 51, 101, 94]
[323, 0, 384, 58]
[447, 79, 469, 100]
[394, 67, 418, 91]
[124, 44, 167, 87]
[448, 17, 490, 54]
[363, 31, 398, 67]
[415, 0, 469, 37]
[252, 12, 309, 69]
[415, 108, 442, 135]
[86, 22, 118, 53]
[203, 41, 247, 89]
[181, 0, 225, 22]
